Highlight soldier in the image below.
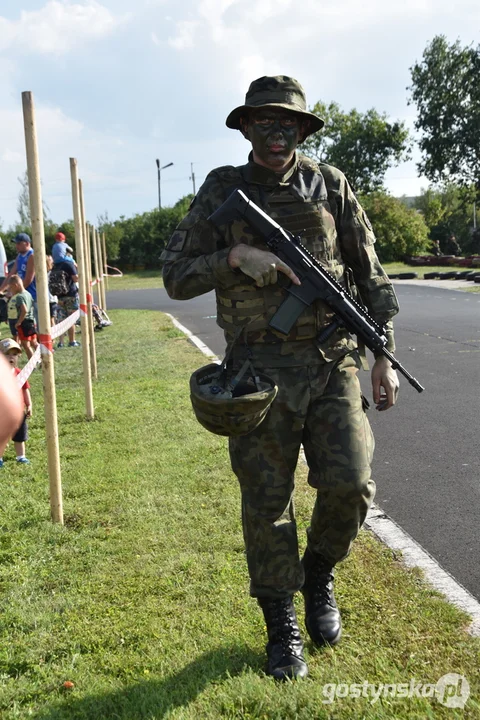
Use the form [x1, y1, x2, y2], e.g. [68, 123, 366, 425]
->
[445, 233, 461, 256]
[430, 239, 442, 257]
[161, 76, 400, 680]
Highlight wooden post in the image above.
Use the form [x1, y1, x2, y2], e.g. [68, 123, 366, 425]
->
[86, 222, 92, 288]
[70, 159, 94, 420]
[97, 232, 107, 310]
[21, 91, 63, 524]
[79, 180, 97, 380]
[91, 225, 102, 308]
[97, 229, 107, 310]
[102, 232, 109, 296]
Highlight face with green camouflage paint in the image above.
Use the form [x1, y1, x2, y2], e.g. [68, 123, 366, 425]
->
[241, 108, 304, 172]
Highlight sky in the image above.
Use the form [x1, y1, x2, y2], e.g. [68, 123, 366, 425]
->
[0, 0, 479, 229]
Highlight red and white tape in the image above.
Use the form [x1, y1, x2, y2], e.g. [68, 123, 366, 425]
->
[16, 309, 81, 388]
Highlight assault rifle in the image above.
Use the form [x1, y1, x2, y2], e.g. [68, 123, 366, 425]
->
[209, 188, 424, 393]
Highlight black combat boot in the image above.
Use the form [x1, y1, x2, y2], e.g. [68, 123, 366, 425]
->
[258, 596, 309, 680]
[301, 548, 342, 646]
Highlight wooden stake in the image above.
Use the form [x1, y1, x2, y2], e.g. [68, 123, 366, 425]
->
[79, 179, 97, 380]
[96, 229, 106, 310]
[91, 225, 101, 308]
[21, 91, 63, 524]
[85, 222, 92, 287]
[102, 232, 109, 297]
[70, 159, 94, 420]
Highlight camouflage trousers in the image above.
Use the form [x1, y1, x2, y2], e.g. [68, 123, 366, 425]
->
[228, 351, 375, 598]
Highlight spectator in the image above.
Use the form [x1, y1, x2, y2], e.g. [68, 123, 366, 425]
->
[6, 282, 19, 342]
[46, 255, 58, 326]
[0, 233, 37, 326]
[49, 256, 80, 348]
[0, 338, 32, 467]
[51, 232, 74, 265]
[430, 239, 442, 257]
[7, 275, 38, 360]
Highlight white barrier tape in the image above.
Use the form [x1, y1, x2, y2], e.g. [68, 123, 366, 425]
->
[106, 265, 123, 277]
[51, 309, 80, 339]
[14, 309, 108, 396]
[16, 346, 41, 388]
[15, 309, 81, 388]
[39, 338, 53, 356]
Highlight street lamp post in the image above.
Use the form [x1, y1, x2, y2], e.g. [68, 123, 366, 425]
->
[156, 159, 173, 210]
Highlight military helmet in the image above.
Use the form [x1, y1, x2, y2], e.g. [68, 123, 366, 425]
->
[190, 360, 277, 437]
[225, 75, 324, 140]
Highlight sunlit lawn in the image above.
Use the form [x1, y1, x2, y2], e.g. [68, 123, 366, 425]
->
[0, 310, 478, 719]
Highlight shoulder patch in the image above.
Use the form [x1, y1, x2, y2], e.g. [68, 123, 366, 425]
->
[166, 229, 187, 252]
[297, 154, 320, 173]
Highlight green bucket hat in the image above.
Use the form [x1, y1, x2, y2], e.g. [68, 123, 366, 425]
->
[226, 75, 324, 139]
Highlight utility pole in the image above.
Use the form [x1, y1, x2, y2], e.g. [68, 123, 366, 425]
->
[190, 162, 196, 195]
[155, 159, 173, 210]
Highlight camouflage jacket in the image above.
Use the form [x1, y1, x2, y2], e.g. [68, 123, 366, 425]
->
[161, 153, 399, 364]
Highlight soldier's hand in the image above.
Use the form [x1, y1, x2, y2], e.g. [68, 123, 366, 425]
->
[228, 244, 301, 287]
[371, 356, 399, 411]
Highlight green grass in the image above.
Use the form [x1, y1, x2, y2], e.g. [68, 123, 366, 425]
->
[105, 271, 163, 291]
[0, 310, 479, 719]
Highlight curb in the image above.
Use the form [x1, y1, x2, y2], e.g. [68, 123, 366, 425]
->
[166, 312, 480, 638]
[366, 505, 480, 637]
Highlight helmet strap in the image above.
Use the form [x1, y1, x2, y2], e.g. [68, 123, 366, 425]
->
[220, 326, 262, 393]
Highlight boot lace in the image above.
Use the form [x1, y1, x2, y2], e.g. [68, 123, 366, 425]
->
[307, 559, 335, 608]
[264, 598, 301, 652]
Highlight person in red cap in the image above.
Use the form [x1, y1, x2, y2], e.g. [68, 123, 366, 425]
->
[52, 231, 74, 264]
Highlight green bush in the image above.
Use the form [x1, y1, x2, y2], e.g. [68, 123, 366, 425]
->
[101, 195, 193, 269]
[359, 191, 430, 262]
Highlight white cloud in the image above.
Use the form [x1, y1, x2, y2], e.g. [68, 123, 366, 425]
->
[168, 20, 198, 50]
[237, 55, 269, 90]
[0, 1, 128, 55]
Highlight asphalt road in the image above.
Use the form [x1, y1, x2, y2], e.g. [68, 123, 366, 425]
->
[107, 283, 480, 600]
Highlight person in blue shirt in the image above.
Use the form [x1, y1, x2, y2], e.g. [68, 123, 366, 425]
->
[51, 231, 75, 265]
[0, 233, 37, 326]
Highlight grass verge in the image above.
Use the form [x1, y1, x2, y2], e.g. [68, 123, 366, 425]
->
[0, 310, 479, 719]
[105, 271, 163, 291]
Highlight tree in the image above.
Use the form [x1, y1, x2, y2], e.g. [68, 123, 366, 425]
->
[302, 102, 411, 193]
[414, 184, 478, 254]
[359, 192, 430, 262]
[16, 170, 50, 225]
[409, 36, 480, 195]
[99, 195, 194, 269]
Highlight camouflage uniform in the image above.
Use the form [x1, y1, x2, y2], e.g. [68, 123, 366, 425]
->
[162, 152, 399, 598]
